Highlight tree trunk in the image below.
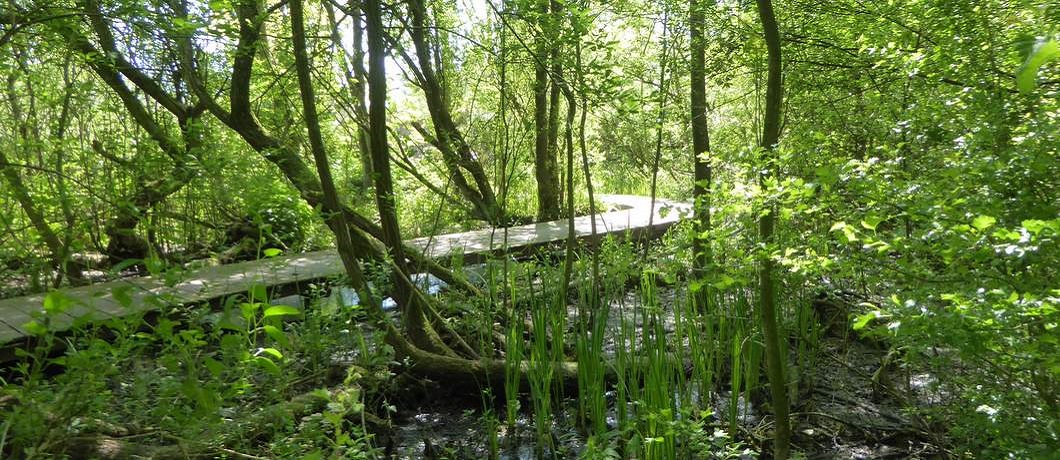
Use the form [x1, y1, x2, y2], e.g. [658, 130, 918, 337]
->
[755, 0, 792, 457]
[289, 0, 382, 332]
[294, 0, 466, 358]
[405, 0, 502, 225]
[646, 7, 670, 258]
[533, 0, 562, 222]
[690, 0, 712, 308]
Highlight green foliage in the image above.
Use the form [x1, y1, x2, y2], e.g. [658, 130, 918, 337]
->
[0, 280, 387, 458]
[0, 0, 1056, 457]
[1018, 38, 1060, 93]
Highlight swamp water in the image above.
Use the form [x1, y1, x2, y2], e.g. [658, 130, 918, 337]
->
[276, 269, 939, 459]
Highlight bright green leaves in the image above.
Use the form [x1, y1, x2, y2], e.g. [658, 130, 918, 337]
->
[253, 355, 281, 375]
[23, 291, 76, 336]
[207, 0, 232, 12]
[262, 248, 282, 258]
[42, 290, 72, 315]
[220, 283, 294, 378]
[830, 217, 895, 254]
[257, 347, 283, 360]
[239, 301, 261, 322]
[860, 216, 883, 231]
[1021, 218, 1057, 236]
[263, 305, 300, 318]
[22, 320, 48, 336]
[1017, 38, 1059, 93]
[852, 309, 886, 331]
[972, 215, 997, 232]
[830, 221, 859, 243]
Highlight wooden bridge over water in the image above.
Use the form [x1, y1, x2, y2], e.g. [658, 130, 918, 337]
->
[0, 195, 691, 347]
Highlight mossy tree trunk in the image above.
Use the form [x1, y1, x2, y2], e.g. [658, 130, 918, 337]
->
[690, 0, 713, 309]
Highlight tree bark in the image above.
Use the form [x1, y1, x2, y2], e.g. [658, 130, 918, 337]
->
[294, 0, 475, 358]
[532, 0, 562, 222]
[288, 0, 393, 354]
[755, 0, 792, 457]
[405, 0, 502, 224]
[690, 0, 712, 308]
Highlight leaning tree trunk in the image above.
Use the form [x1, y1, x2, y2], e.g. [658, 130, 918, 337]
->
[361, 0, 463, 355]
[288, 0, 380, 331]
[754, 0, 792, 458]
[405, 0, 503, 225]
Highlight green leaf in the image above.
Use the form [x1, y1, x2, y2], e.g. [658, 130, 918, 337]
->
[861, 216, 883, 231]
[23, 320, 47, 336]
[262, 248, 282, 258]
[992, 228, 1022, 241]
[204, 357, 225, 377]
[1017, 39, 1059, 93]
[43, 291, 72, 315]
[829, 221, 847, 232]
[258, 347, 283, 360]
[1022, 219, 1049, 236]
[263, 305, 301, 318]
[263, 324, 289, 347]
[853, 311, 882, 330]
[249, 284, 268, 303]
[208, 0, 231, 11]
[239, 302, 260, 321]
[972, 215, 997, 231]
[253, 356, 281, 375]
[841, 226, 859, 243]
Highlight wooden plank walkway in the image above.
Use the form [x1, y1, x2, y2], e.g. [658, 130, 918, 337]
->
[0, 194, 691, 345]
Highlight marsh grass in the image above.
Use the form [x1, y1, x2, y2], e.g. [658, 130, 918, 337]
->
[487, 235, 819, 458]
[1, 235, 818, 459]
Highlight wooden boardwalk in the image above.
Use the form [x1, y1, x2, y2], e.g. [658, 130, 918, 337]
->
[0, 195, 690, 345]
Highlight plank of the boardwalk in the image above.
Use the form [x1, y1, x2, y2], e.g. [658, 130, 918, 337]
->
[0, 306, 37, 336]
[0, 195, 690, 345]
[0, 321, 22, 343]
